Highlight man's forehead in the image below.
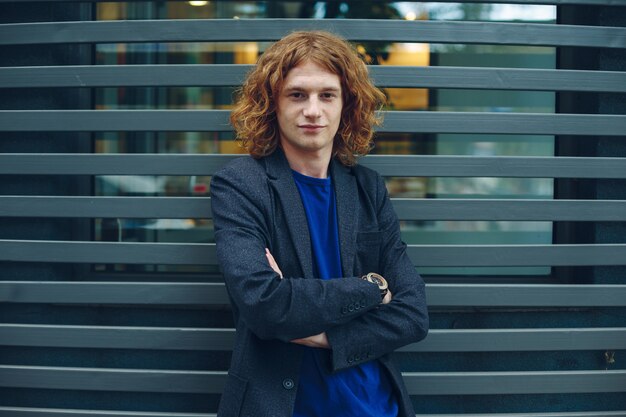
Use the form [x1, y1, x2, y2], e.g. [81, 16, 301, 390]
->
[281, 62, 342, 91]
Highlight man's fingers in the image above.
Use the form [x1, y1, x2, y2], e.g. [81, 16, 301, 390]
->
[382, 289, 393, 304]
[290, 333, 329, 349]
[265, 248, 284, 278]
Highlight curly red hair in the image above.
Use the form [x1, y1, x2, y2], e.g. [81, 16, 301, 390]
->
[230, 31, 386, 166]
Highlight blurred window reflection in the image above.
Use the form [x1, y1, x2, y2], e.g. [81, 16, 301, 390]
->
[95, 1, 556, 277]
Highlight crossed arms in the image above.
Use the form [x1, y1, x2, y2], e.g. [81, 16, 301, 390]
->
[210, 160, 428, 370]
[265, 248, 393, 349]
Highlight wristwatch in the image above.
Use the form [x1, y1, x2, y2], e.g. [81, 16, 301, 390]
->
[361, 272, 388, 301]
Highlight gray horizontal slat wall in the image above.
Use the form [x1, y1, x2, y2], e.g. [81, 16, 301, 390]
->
[1, 1, 625, 416]
[1, 110, 625, 134]
[1, 19, 625, 48]
[2, 324, 626, 352]
[1, 0, 624, 4]
[1, 154, 625, 177]
[2, 196, 626, 221]
[1, 412, 624, 417]
[1, 365, 626, 395]
[3, 282, 626, 306]
[2, 240, 626, 266]
[0, 411, 625, 417]
[2, 65, 626, 92]
[0, 0, 623, 4]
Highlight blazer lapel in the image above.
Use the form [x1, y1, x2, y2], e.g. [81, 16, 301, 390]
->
[265, 150, 314, 279]
[331, 160, 358, 277]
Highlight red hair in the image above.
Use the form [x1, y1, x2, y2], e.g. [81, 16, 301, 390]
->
[230, 31, 386, 166]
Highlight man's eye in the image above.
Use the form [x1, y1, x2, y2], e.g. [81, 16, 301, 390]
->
[290, 92, 304, 99]
[321, 93, 336, 99]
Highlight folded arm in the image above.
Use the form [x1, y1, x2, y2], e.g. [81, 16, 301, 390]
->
[325, 174, 429, 371]
[211, 167, 382, 343]
[265, 248, 392, 349]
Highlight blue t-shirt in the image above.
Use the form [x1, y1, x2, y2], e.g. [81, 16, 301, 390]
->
[291, 170, 398, 417]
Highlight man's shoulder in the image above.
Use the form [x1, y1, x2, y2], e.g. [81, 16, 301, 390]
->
[214, 155, 266, 180]
[349, 159, 383, 187]
[344, 159, 387, 202]
[351, 160, 379, 178]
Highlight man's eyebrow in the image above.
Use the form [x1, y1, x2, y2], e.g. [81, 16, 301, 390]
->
[282, 85, 341, 92]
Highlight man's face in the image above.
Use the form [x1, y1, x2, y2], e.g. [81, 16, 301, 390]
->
[276, 60, 343, 162]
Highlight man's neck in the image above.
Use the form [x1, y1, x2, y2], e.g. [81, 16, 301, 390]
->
[281, 147, 332, 179]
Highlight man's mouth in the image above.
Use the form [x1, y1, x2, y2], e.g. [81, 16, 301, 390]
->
[299, 124, 324, 130]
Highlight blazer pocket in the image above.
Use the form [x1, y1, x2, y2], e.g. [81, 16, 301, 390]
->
[217, 371, 248, 417]
[356, 231, 382, 273]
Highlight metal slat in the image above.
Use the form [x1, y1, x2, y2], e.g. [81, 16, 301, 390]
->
[0, 196, 214, 219]
[0, 282, 229, 305]
[1, 154, 625, 179]
[0, 0, 621, 5]
[391, 199, 626, 221]
[0, 65, 251, 88]
[1, 240, 626, 266]
[380, 111, 626, 136]
[0, 325, 236, 351]
[3, 65, 625, 93]
[428, 284, 626, 307]
[1, 365, 624, 395]
[1, 20, 624, 49]
[2, 282, 626, 307]
[369, 66, 626, 93]
[0, 154, 238, 176]
[401, 328, 626, 352]
[0, 110, 234, 132]
[1, 110, 625, 136]
[361, 155, 626, 179]
[1, 410, 625, 417]
[0, 408, 214, 417]
[0, 365, 225, 393]
[2, 324, 625, 352]
[0, 240, 220, 265]
[415, 413, 626, 417]
[2, 196, 626, 222]
[0, 410, 625, 417]
[402, 370, 626, 395]
[405, 244, 626, 267]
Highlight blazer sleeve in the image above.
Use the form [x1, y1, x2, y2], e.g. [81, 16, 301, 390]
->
[210, 163, 382, 343]
[325, 172, 429, 372]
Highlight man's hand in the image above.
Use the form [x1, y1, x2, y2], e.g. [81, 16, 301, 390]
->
[291, 332, 330, 349]
[382, 289, 392, 304]
[265, 248, 283, 278]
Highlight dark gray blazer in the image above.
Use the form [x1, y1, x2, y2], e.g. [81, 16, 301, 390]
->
[210, 149, 428, 417]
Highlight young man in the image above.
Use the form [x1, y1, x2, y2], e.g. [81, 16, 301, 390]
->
[210, 31, 428, 417]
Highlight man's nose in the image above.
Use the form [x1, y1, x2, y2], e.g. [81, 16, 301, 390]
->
[303, 97, 321, 118]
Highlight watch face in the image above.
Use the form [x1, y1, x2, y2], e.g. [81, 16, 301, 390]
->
[367, 273, 387, 289]
[370, 275, 383, 285]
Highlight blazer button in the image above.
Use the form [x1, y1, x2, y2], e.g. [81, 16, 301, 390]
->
[283, 378, 295, 390]
[348, 304, 354, 312]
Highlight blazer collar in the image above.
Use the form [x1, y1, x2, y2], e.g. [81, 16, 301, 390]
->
[330, 159, 358, 277]
[265, 149, 314, 278]
[265, 149, 358, 278]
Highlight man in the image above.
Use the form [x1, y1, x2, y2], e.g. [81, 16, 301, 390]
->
[210, 31, 428, 417]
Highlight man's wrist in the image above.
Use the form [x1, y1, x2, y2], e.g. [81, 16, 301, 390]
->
[360, 272, 388, 301]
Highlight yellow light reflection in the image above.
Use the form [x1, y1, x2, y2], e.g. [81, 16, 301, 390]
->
[379, 42, 430, 110]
